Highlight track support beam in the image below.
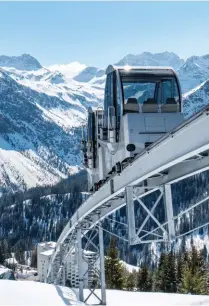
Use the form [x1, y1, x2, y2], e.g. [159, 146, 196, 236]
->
[77, 228, 84, 302]
[126, 186, 136, 245]
[163, 184, 175, 243]
[99, 223, 106, 305]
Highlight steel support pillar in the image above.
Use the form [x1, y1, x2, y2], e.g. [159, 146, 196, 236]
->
[99, 224, 106, 305]
[77, 228, 84, 302]
[62, 264, 66, 286]
[50, 264, 54, 284]
[163, 184, 175, 243]
[57, 244, 65, 285]
[125, 186, 136, 245]
[80, 225, 107, 305]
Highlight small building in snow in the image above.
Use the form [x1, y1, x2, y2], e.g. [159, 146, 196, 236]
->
[37, 241, 99, 287]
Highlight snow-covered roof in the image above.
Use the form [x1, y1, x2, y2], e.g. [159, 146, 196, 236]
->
[4, 258, 18, 265]
[106, 64, 175, 75]
[71, 249, 95, 256]
[46, 241, 56, 248]
[40, 249, 54, 257]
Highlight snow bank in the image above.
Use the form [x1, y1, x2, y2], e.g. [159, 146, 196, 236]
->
[0, 265, 10, 276]
[121, 260, 139, 273]
[0, 280, 84, 305]
[84, 289, 209, 306]
[1, 281, 209, 305]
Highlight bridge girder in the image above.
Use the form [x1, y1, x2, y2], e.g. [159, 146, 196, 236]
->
[47, 107, 209, 303]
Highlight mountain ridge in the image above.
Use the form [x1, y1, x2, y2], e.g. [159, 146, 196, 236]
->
[0, 54, 42, 71]
[1, 51, 209, 192]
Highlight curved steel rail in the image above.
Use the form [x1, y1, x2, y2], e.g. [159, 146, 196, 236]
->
[47, 105, 209, 280]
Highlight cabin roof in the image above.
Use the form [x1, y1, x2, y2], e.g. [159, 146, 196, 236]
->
[106, 64, 175, 77]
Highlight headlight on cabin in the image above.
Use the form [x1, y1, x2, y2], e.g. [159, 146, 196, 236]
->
[126, 144, 136, 152]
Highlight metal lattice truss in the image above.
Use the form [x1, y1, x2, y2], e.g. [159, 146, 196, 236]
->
[48, 224, 106, 305]
[126, 185, 175, 246]
[47, 107, 209, 302]
[77, 225, 106, 305]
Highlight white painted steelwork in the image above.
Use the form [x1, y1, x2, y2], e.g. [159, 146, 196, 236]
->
[48, 105, 209, 280]
[46, 91, 209, 306]
[82, 65, 184, 191]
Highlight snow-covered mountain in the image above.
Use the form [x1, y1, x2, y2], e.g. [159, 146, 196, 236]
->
[74, 66, 105, 84]
[0, 62, 103, 192]
[116, 51, 184, 70]
[49, 52, 209, 95]
[0, 54, 42, 71]
[1, 51, 209, 192]
[183, 79, 209, 118]
[178, 54, 209, 92]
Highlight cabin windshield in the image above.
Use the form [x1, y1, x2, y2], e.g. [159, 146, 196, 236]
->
[120, 71, 181, 113]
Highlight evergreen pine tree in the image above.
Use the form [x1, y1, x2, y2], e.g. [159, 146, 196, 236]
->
[166, 251, 177, 293]
[154, 252, 168, 292]
[138, 265, 152, 291]
[176, 252, 184, 292]
[152, 270, 159, 292]
[105, 237, 125, 289]
[147, 269, 153, 292]
[180, 247, 208, 294]
[126, 272, 135, 291]
[180, 266, 207, 294]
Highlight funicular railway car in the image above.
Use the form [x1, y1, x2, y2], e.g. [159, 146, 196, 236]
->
[81, 65, 185, 191]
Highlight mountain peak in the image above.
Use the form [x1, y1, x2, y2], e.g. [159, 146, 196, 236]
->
[73, 66, 105, 83]
[0, 54, 42, 71]
[116, 51, 184, 70]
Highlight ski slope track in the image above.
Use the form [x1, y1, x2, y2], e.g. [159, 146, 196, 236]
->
[48, 104, 209, 280]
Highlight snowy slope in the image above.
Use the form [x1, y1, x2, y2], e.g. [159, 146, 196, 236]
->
[1, 281, 209, 306]
[0, 280, 84, 305]
[179, 54, 209, 93]
[121, 260, 139, 272]
[74, 66, 105, 83]
[0, 64, 103, 192]
[0, 134, 67, 190]
[85, 289, 209, 306]
[183, 79, 209, 118]
[2, 281, 209, 306]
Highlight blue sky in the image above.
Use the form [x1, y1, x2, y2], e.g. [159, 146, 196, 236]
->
[0, 2, 209, 67]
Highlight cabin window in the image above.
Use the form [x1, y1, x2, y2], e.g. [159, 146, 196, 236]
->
[158, 79, 179, 104]
[122, 82, 156, 105]
[115, 76, 121, 141]
[116, 77, 121, 120]
[121, 72, 181, 114]
[87, 111, 95, 142]
[104, 72, 114, 118]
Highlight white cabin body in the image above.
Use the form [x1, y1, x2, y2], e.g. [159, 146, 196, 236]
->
[81, 65, 185, 191]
